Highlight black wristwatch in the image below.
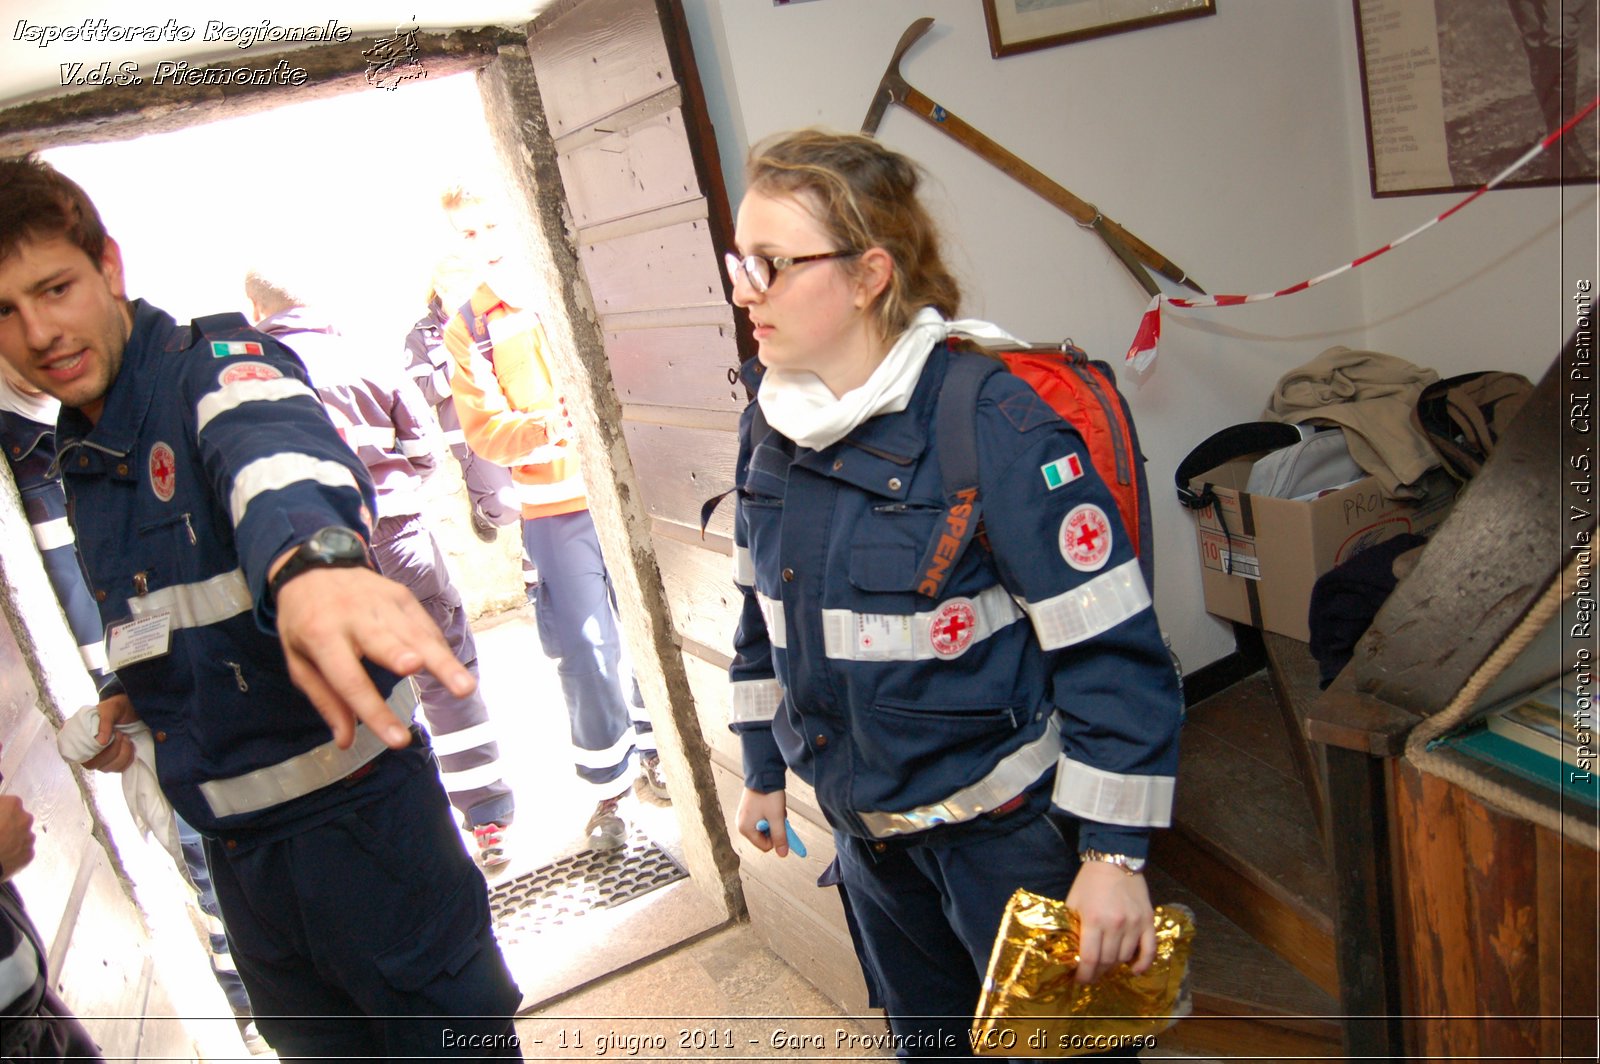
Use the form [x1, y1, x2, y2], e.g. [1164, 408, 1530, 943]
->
[268, 526, 372, 602]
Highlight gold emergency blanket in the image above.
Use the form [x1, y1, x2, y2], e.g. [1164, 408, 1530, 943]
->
[971, 890, 1196, 1057]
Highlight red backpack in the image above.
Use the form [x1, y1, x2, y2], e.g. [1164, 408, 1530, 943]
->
[920, 342, 1154, 598]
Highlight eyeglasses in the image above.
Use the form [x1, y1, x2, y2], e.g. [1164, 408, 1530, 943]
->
[724, 249, 859, 295]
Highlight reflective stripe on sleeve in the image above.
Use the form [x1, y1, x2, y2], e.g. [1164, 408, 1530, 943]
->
[729, 677, 782, 724]
[1022, 558, 1151, 650]
[732, 544, 755, 588]
[821, 583, 1023, 661]
[32, 515, 75, 551]
[858, 717, 1060, 838]
[396, 437, 432, 457]
[229, 454, 363, 528]
[79, 639, 109, 672]
[128, 568, 252, 629]
[440, 429, 467, 447]
[342, 425, 398, 450]
[507, 443, 570, 466]
[756, 592, 786, 649]
[195, 378, 319, 434]
[1051, 754, 1174, 828]
[0, 933, 42, 1011]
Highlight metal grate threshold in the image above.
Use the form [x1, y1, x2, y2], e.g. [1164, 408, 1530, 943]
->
[488, 831, 687, 945]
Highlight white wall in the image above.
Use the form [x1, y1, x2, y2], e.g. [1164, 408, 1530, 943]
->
[1356, 173, 1597, 371]
[685, 0, 1455, 673]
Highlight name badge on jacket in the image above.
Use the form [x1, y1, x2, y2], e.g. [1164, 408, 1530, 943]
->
[106, 612, 173, 670]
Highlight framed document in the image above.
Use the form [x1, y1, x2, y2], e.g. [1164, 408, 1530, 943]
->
[1355, 0, 1598, 196]
[982, 0, 1215, 58]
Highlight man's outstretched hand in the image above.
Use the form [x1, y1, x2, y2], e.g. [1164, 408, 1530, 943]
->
[272, 565, 475, 749]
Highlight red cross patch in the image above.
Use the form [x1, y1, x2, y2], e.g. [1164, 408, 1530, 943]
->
[218, 361, 283, 387]
[929, 597, 978, 659]
[1060, 503, 1112, 571]
[149, 442, 177, 502]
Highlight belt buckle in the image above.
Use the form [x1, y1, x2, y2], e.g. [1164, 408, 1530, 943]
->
[986, 793, 1027, 819]
[342, 759, 380, 785]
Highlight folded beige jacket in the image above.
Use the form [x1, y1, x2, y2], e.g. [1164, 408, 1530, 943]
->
[1266, 346, 1440, 498]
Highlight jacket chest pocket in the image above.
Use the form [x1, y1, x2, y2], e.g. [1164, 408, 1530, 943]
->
[848, 502, 942, 593]
[738, 491, 784, 569]
[131, 511, 202, 592]
[739, 438, 792, 551]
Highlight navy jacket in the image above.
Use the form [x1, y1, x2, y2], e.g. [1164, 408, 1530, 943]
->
[256, 306, 439, 519]
[58, 300, 396, 837]
[0, 408, 121, 699]
[1, 881, 102, 1059]
[729, 344, 1182, 858]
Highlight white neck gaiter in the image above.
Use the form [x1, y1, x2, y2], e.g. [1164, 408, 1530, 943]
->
[0, 376, 60, 425]
[757, 307, 1022, 451]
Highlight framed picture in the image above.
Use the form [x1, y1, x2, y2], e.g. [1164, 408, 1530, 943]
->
[1354, 0, 1598, 196]
[982, 0, 1216, 58]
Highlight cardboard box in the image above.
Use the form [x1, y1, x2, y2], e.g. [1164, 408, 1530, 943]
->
[1188, 460, 1455, 642]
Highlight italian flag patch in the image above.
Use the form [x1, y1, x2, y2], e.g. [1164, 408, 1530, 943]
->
[1041, 454, 1084, 490]
[211, 341, 263, 358]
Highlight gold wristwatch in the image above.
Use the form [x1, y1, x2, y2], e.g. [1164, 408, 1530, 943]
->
[1079, 848, 1146, 874]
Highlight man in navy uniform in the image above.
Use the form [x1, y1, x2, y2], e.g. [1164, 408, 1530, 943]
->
[246, 268, 518, 869]
[0, 156, 522, 1058]
[0, 366, 265, 1051]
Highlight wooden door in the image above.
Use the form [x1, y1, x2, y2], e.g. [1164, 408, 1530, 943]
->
[521, 0, 869, 1011]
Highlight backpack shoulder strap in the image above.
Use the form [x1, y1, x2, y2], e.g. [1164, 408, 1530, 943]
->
[915, 353, 1005, 599]
[934, 352, 1005, 501]
[192, 312, 254, 337]
[1076, 349, 1159, 591]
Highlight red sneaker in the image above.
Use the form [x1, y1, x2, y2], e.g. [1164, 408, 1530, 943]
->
[472, 821, 511, 869]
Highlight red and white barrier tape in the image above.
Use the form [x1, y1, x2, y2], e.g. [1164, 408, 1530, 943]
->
[1125, 95, 1600, 371]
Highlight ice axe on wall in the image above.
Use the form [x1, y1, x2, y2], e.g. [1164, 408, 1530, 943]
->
[861, 18, 1204, 298]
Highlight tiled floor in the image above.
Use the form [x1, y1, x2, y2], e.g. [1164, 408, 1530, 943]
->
[466, 605, 731, 1008]
[461, 604, 883, 1050]
[513, 922, 887, 1061]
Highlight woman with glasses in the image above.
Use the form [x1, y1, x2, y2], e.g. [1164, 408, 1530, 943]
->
[723, 129, 1182, 1056]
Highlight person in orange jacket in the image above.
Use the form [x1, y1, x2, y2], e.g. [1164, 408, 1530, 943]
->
[439, 185, 667, 849]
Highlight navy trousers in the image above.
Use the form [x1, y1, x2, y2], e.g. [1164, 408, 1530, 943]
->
[834, 805, 1138, 1060]
[204, 743, 523, 1060]
[177, 817, 253, 1017]
[459, 445, 520, 527]
[374, 513, 513, 828]
[520, 509, 652, 793]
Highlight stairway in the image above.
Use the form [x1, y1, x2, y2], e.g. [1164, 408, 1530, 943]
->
[1145, 347, 1586, 1058]
[1150, 632, 1345, 1058]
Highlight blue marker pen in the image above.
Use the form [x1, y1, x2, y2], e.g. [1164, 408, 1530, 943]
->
[755, 817, 808, 857]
